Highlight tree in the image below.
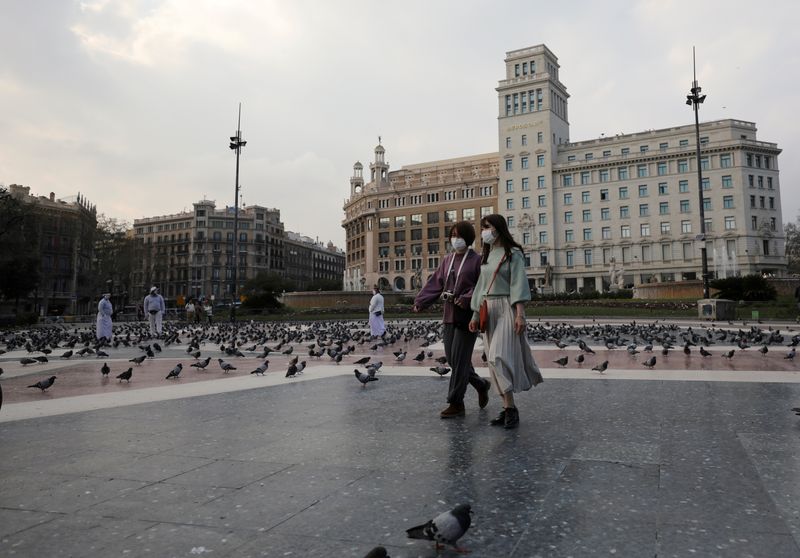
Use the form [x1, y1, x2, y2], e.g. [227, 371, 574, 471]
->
[93, 214, 137, 308]
[241, 272, 292, 309]
[785, 219, 800, 275]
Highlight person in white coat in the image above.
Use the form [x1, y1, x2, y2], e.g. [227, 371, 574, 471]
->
[96, 293, 113, 341]
[143, 286, 166, 336]
[368, 285, 386, 338]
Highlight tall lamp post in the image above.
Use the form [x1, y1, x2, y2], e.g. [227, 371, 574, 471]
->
[229, 103, 247, 321]
[686, 47, 710, 299]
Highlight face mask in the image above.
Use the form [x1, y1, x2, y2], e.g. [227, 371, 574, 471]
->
[450, 237, 467, 251]
[481, 229, 496, 245]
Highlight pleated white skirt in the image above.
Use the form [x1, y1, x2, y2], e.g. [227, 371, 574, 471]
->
[483, 297, 543, 394]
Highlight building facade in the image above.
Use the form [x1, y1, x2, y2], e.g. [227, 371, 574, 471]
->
[343, 44, 785, 294]
[342, 145, 498, 291]
[133, 200, 285, 303]
[6, 184, 97, 315]
[284, 231, 345, 290]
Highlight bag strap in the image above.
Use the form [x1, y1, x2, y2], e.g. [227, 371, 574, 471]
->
[485, 254, 507, 295]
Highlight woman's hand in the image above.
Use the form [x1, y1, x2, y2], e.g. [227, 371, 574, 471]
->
[412, 304, 420, 313]
[468, 319, 479, 333]
[514, 314, 526, 335]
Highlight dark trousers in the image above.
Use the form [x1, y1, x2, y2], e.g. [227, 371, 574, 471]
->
[443, 323, 485, 404]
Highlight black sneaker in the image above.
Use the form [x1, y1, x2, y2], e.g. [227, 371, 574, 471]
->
[504, 407, 519, 429]
[489, 409, 506, 426]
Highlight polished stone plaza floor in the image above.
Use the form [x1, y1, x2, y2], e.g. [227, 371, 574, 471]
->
[2, 370, 800, 557]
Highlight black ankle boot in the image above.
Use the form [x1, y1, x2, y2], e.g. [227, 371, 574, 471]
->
[489, 409, 506, 426]
[504, 407, 519, 429]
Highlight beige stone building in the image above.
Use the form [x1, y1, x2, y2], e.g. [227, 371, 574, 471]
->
[342, 145, 498, 291]
[343, 44, 785, 294]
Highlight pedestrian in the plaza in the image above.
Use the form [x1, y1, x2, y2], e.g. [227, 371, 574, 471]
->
[203, 298, 213, 325]
[185, 298, 195, 323]
[96, 292, 113, 342]
[413, 221, 490, 418]
[143, 286, 165, 337]
[369, 284, 386, 338]
[195, 299, 205, 323]
[469, 214, 543, 429]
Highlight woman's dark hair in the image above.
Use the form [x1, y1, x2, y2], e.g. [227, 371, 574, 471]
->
[479, 213, 523, 263]
[448, 220, 476, 247]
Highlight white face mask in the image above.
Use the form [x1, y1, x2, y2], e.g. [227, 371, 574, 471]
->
[481, 229, 496, 245]
[450, 237, 467, 251]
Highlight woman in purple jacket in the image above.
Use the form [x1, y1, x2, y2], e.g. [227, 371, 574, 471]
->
[413, 221, 491, 418]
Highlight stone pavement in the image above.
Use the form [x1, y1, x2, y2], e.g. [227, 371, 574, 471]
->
[2, 319, 800, 557]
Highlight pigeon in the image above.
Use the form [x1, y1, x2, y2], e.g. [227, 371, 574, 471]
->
[165, 363, 183, 379]
[406, 503, 472, 552]
[189, 350, 202, 359]
[116, 368, 133, 382]
[190, 356, 211, 370]
[430, 365, 451, 377]
[295, 360, 307, 374]
[435, 356, 448, 365]
[129, 355, 146, 365]
[353, 356, 371, 365]
[575, 354, 585, 364]
[642, 356, 657, 368]
[591, 360, 609, 374]
[34, 356, 49, 363]
[101, 362, 110, 376]
[792, 407, 800, 416]
[759, 345, 769, 356]
[20, 357, 38, 366]
[251, 361, 269, 375]
[96, 350, 109, 358]
[362, 547, 389, 558]
[412, 350, 426, 362]
[27, 376, 57, 391]
[699, 346, 712, 357]
[722, 349, 736, 359]
[286, 363, 299, 378]
[218, 358, 237, 373]
[578, 340, 595, 354]
[553, 356, 568, 367]
[785, 348, 796, 361]
[355, 369, 379, 387]
[60, 350, 73, 359]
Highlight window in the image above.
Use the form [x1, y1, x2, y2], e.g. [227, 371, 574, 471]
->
[680, 200, 690, 213]
[683, 242, 693, 261]
[522, 232, 531, 245]
[758, 176, 764, 189]
[564, 211, 573, 223]
[521, 134, 527, 146]
[583, 228, 592, 241]
[581, 172, 590, 185]
[395, 216, 406, 227]
[426, 193, 439, 203]
[678, 159, 689, 173]
[538, 231, 548, 244]
[750, 195, 756, 208]
[379, 217, 390, 229]
[748, 175, 754, 187]
[659, 142, 668, 151]
[599, 169, 609, 182]
[700, 157, 709, 170]
[638, 185, 648, 197]
[563, 175, 573, 186]
[751, 216, 758, 230]
[427, 227, 440, 239]
[639, 204, 649, 217]
[657, 162, 667, 175]
[463, 208, 475, 221]
[394, 230, 406, 242]
[506, 199, 514, 210]
[662, 244, 672, 261]
[656, 183, 667, 196]
[537, 154, 545, 167]
[481, 206, 493, 217]
[378, 232, 390, 243]
[585, 153, 594, 161]
[679, 180, 689, 193]
[641, 223, 651, 236]
[582, 209, 591, 222]
[620, 206, 630, 219]
[564, 192, 573, 205]
[771, 217, 777, 231]
[394, 244, 405, 256]
[411, 213, 422, 226]
[505, 179, 514, 193]
[702, 177, 710, 191]
[602, 226, 611, 239]
[755, 155, 762, 168]
[720, 154, 732, 168]
[428, 243, 440, 254]
[505, 137, 511, 148]
[703, 197, 712, 211]
[621, 225, 631, 238]
[505, 159, 512, 171]
[565, 229, 574, 242]
[584, 249, 593, 266]
[521, 156, 529, 169]
[601, 207, 610, 220]
[522, 197, 530, 209]
[704, 218, 712, 232]
[660, 221, 670, 234]
[759, 196, 765, 209]
[618, 167, 629, 180]
[679, 139, 689, 147]
[619, 186, 629, 199]
[769, 197, 775, 209]
[767, 177, 773, 189]
[763, 239, 771, 255]
[427, 256, 439, 268]
[537, 131, 543, 143]
[427, 212, 439, 224]
[582, 191, 590, 203]
[538, 195, 547, 207]
[566, 251, 574, 267]
[621, 148, 630, 156]
[378, 246, 389, 257]
[411, 229, 423, 240]
[722, 175, 732, 188]
[659, 201, 669, 215]
[521, 177, 529, 191]
[637, 164, 648, 178]
[538, 213, 547, 225]
[600, 189, 609, 201]
[681, 220, 691, 234]
[538, 176, 545, 189]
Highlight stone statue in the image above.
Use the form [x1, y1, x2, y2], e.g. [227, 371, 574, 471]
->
[609, 257, 624, 289]
[544, 263, 553, 286]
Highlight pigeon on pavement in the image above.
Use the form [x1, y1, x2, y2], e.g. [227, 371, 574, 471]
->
[362, 547, 389, 558]
[218, 358, 237, 373]
[591, 360, 609, 374]
[190, 356, 211, 370]
[117, 368, 133, 382]
[27, 376, 57, 391]
[251, 361, 269, 375]
[430, 365, 451, 377]
[553, 356, 568, 367]
[129, 355, 146, 365]
[355, 369, 379, 387]
[101, 362, 110, 376]
[406, 503, 472, 552]
[642, 356, 657, 368]
[165, 363, 183, 380]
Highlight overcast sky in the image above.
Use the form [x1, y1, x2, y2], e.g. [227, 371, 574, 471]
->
[1, 0, 798, 247]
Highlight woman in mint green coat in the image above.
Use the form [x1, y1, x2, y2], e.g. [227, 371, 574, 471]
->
[469, 214, 542, 429]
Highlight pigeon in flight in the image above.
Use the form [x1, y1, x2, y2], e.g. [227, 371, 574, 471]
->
[28, 376, 57, 391]
[117, 368, 133, 382]
[355, 369, 379, 387]
[591, 360, 609, 374]
[165, 363, 183, 380]
[406, 503, 472, 552]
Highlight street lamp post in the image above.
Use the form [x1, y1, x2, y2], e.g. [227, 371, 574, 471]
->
[686, 47, 710, 299]
[229, 103, 247, 321]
